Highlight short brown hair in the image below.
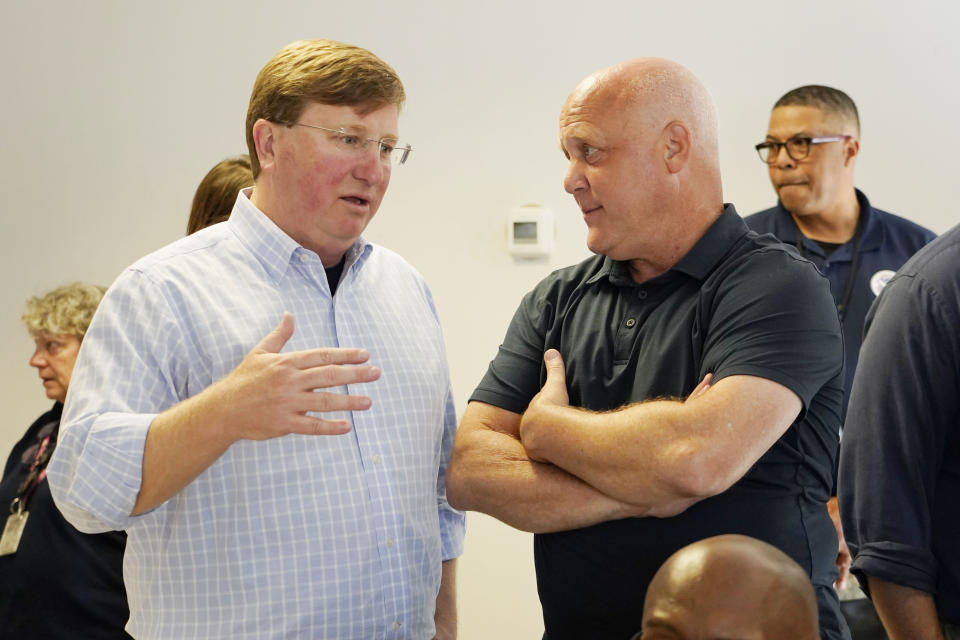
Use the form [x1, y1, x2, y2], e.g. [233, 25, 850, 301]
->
[22, 282, 106, 340]
[245, 39, 405, 178]
[187, 154, 253, 234]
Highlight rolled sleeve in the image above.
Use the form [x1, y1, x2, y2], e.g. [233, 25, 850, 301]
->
[840, 268, 960, 597]
[437, 389, 465, 561]
[46, 269, 188, 533]
[852, 541, 940, 595]
[49, 412, 155, 531]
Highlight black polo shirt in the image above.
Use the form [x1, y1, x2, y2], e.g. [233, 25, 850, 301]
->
[471, 205, 844, 639]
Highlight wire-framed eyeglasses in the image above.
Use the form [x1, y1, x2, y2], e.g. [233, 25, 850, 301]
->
[755, 135, 851, 164]
[290, 122, 412, 166]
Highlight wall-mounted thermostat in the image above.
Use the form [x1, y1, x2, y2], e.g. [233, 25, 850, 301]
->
[507, 204, 554, 258]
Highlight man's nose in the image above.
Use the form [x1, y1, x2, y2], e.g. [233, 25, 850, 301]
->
[772, 144, 796, 168]
[353, 144, 388, 184]
[563, 160, 587, 194]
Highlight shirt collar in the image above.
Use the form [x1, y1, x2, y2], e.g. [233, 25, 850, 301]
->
[853, 189, 882, 252]
[588, 204, 746, 286]
[772, 188, 881, 253]
[670, 204, 747, 280]
[227, 188, 373, 284]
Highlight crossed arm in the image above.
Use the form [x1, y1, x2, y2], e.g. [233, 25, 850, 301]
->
[446, 349, 802, 532]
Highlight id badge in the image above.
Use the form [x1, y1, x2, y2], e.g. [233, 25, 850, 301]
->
[0, 510, 29, 556]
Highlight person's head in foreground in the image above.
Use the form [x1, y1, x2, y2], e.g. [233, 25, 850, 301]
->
[637, 534, 819, 640]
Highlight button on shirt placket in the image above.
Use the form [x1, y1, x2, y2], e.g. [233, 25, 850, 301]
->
[281, 243, 413, 634]
[293, 249, 330, 295]
[354, 431, 406, 632]
[334, 265, 411, 635]
[614, 288, 646, 363]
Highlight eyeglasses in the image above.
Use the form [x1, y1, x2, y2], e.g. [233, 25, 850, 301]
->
[755, 135, 851, 163]
[289, 122, 412, 166]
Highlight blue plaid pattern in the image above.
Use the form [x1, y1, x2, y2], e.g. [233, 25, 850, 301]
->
[48, 191, 465, 639]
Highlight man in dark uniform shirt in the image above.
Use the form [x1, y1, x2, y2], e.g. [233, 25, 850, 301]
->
[447, 59, 849, 640]
[839, 224, 960, 639]
[746, 85, 935, 422]
[745, 85, 936, 638]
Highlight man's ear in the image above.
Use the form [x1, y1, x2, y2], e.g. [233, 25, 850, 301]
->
[663, 122, 691, 174]
[843, 136, 860, 167]
[252, 119, 278, 173]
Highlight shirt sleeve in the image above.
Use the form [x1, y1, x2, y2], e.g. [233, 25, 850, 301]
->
[701, 248, 844, 411]
[437, 387, 465, 561]
[838, 272, 959, 595]
[47, 268, 190, 533]
[417, 279, 465, 562]
[469, 282, 552, 414]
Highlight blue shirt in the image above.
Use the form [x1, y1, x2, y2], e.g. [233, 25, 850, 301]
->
[745, 189, 936, 419]
[839, 223, 960, 623]
[48, 190, 465, 639]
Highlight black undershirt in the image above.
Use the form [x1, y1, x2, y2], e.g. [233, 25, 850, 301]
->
[794, 214, 865, 322]
[324, 257, 345, 295]
[815, 240, 844, 257]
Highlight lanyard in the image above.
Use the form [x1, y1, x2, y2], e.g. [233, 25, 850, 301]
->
[794, 215, 864, 322]
[10, 434, 54, 515]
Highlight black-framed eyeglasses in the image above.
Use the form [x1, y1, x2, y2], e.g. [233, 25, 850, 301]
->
[755, 135, 851, 164]
[288, 122, 412, 166]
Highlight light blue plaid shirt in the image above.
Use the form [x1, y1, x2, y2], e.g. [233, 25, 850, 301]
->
[48, 190, 465, 639]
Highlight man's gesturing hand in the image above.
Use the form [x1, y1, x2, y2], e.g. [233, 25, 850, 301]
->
[133, 312, 382, 515]
[215, 312, 381, 441]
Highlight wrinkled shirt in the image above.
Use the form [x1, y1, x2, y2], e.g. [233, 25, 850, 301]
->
[840, 223, 960, 624]
[48, 190, 465, 639]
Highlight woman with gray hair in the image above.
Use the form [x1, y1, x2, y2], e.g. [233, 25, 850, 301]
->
[0, 282, 131, 639]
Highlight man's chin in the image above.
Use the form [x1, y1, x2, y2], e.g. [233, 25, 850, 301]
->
[779, 197, 811, 216]
[585, 230, 611, 255]
[585, 240, 606, 257]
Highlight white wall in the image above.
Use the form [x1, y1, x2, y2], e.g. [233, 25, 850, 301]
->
[1, 1, 957, 636]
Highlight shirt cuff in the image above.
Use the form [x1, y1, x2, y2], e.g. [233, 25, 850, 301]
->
[439, 503, 466, 561]
[851, 540, 939, 596]
[52, 412, 154, 531]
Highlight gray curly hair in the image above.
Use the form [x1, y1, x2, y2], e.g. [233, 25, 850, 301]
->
[22, 282, 107, 339]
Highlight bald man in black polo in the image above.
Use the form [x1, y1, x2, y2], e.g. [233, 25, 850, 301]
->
[447, 57, 847, 640]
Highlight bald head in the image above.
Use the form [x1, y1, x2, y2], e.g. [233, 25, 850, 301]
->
[558, 58, 723, 279]
[564, 58, 720, 174]
[639, 535, 819, 640]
